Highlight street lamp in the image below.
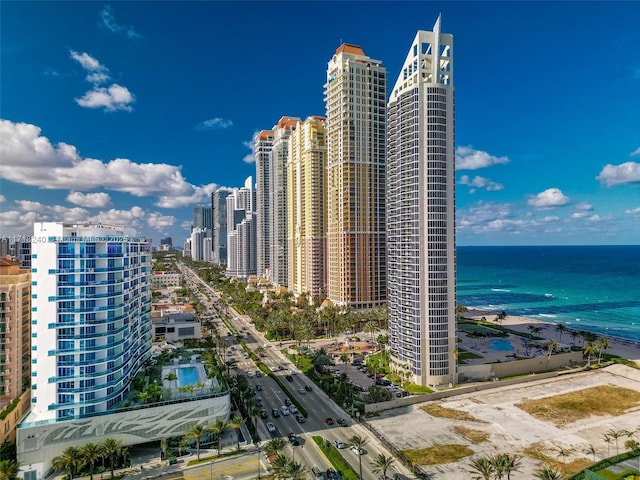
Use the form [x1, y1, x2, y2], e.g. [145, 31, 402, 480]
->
[257, 448, 261, 480]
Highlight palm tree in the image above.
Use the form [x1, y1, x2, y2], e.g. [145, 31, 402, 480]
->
[584, 444, 597, 462]
[80, 442, 101, 480]
[546, 339, 559, 370]
[371, 454, 395, 479]
[164, 372, 178, 390]
[100, 437, 122, 479]
[583, 341, 599, 367]
[211, 418, 229, 455]
[0, 460, 19, 480]
[52, 446, 82, 480]
[606, 429, 629, 455]
[570, 330, 579, 345]
[555, 323, 566, 343]
[364, 320, 379, 343]
[284, 460, 308, 480]
[597, 337, 610, 364]
[347, 435, 368, 479]
[602, 433, 612, 456]
[264, 438, 287, 458]
[270, 453, 289, 479]
[491, 453, 521, 480]
[553, 444, 573, 472]
[467, 456, 494, 480]
[533, 467, 564, 480]
[229, 415, 245, 450]
[185, 423, 208, 461]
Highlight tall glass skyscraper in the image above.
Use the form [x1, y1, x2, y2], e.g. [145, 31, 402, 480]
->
[28, 222, 152, 420]
[387, 16, 457, 387]
[325, 44, 387, 310]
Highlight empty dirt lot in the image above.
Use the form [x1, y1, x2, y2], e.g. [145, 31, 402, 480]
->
[368, 364, 640, 479]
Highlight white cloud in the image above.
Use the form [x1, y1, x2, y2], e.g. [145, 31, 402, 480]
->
[0, 119, 214, 205]
[147, 212, 176, 229]
[100, 5, 141, 39]
[195, 118, 233, 130]
[75, 84, 135, 112]
[575, 202, 593, 211]
[527, 188, 571, 209]
[43, 67, 60, 77]
[0, 195, 5, 202]
[625, 207, 640, 215]
[570, 212, 589, 219]
[69, 50, 135, 112]
[66, 191, 112, 208]
[456, 146, 509, 170]
[89, 206, 145, 226]
[630, 147, 640, 157]
[242, 137, 257, 164]
[459, 175, 504, 193]
[70, 51, 108, 76]
[596, 161, 640, 187]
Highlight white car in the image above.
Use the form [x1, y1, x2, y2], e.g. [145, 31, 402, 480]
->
[333, 440, 347, 449]
[266, 422, 276, 433]
[288, 405, 299, 414]
[351, 446, 365, 455]
[289, 369, 297, 375]
[281, 405, 290, 416]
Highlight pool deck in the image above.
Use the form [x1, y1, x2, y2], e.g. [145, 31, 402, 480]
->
[161, 362, 217, 391]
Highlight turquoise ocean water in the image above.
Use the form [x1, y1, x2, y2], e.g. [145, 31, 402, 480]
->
[457, 245, 640, 343]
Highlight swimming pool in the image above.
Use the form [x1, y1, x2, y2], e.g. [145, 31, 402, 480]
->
[489, 338, 514, 351]
[177, 366, 198, 387]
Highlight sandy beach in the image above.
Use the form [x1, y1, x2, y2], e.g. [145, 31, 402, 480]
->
[464, 308, 640, 366]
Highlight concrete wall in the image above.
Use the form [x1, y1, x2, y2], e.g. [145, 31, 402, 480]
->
[0, 390, 30, 444]
[18, 392, 231, 480]
[364, 352, 584, 413]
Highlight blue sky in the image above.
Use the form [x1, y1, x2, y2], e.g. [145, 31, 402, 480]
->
[1, 1, 639, 247]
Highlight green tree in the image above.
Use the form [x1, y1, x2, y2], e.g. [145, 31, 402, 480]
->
[80, 442, 101, 480]
[284, 460, 307, 480]
[371, 453, 395, 479]
[597, 337, 610, 364]
[100, 437, 122, 479]
[467, 456, 494, 480]
[270, 453, 289, 479]
[583, 341, 599, 367]
[210, 418, 229, 455]
[491, 453, 521, 480]
[546, 339, 559, 370]
[229, 415, 245, 451]
[347, 435, 368, 480]
[264, 438, 286, 458]
[533, 467, 564, 480]
[0, 460, 19, 480]
[606, 429, 629, 455]
[555, 323, 566, 343]
[52, 447, 82, 480]
[185, 423, 209, 461]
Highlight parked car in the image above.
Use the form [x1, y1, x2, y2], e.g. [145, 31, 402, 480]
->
[333, 439, 347, 449]
[266, 422, 276, 433]
[325, 417, 334, 426]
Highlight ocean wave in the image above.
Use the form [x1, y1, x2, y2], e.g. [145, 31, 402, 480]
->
[491, 288, 511, 292]
[538, 314, 557, 318]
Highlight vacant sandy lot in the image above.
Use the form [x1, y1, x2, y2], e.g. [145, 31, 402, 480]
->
[369, 364, 640, 479]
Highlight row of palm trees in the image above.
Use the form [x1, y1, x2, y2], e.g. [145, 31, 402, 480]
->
[51, 438, 126, 480]
[467, 453, 522, 480]
[184, 415, 246, 460]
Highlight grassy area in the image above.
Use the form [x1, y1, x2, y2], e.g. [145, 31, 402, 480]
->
[458, 322, 505, 337]
[522, 442, 592, 476]
[312, 436, 359, 480]
[420, 404, 487, 423]
[453, 425, 490, 444]
[403, 383, 434, 394]
[457, 348, 483, 363]
[515, 385, 640, 427]
[401, 444, 474, 465]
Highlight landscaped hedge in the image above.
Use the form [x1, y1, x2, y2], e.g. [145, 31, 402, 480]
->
[567, 449, 640, 480]
[312, 436, 359, 480]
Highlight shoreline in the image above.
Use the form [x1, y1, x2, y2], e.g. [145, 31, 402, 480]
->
[463, 307, 640, 365]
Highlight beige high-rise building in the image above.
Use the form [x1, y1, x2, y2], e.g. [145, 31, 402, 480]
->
[325, 44, 387, 309]
[0, 257, 30, 402]
[287, 116, 328, 300]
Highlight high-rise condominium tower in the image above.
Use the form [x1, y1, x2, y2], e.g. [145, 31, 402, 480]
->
[212, 189, 231, 264]
[270, 117, 301, 288]
[287, 116, 327, 300]
[28, 222, 152, 420]
[255, 130, 274, 279]
[226, 177, 257, 279]
[325, 44, 387, 309]
[387, 16, 457, 387]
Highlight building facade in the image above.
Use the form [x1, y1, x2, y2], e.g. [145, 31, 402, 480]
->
[211, 189, 231, 265]
[269, 117, 301, 288]
[27, 223, 153, 421]
[287, 116, 328, 300]
[226, 177, 257, 279]
[0, 257, 31, 414]
[193, 205, 212, 231]
[325, 44, 387, 309]
[255, 130, 274, 279]
[387, 16, 457, 386]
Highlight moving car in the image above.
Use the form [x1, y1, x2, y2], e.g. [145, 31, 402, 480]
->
[266, 422, 277, 433]
[333, 439, 347, 449]
[295, 414, 305, 423]
[304, 385, 313, 392]
[325, 417, 334, 426]
[281, 405, 290, 415]
[285, 375, 293, 382]
[256, 384, 263, 391]
[351, 445, 365, 455]
[298, 388, 306, 395]
[272, 408, 280, 418]
[260, 410, 268, 419]
[336, 417, 348, 427]
[288, 404, 299, 414]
